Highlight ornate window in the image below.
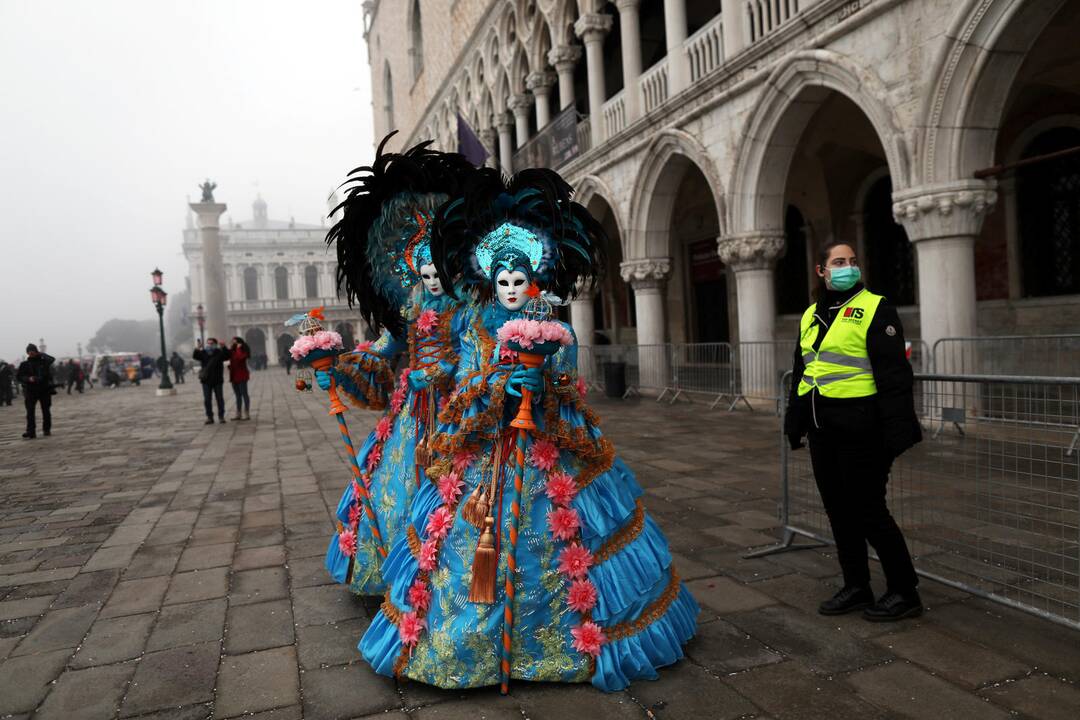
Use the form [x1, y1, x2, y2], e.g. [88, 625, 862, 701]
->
[304, 265, 319, 298]
[243, 267, 258, 301]
[274, 266, 289, 300]
[1018, 127, 1080, 297]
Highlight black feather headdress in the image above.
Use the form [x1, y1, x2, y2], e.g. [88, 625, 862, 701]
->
[326, 133, 476, 338]
[432, 167, 606, 302]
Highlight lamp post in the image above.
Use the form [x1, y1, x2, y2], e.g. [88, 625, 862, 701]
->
[193, 303, 206, 345]
[150, 268, 176, 396]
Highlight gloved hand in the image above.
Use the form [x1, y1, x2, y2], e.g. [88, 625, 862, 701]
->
[315, 370, 332, 391]
[407, 369, 430, 391]
[787, 433, 805, 451]
[506, 365, 543, 398]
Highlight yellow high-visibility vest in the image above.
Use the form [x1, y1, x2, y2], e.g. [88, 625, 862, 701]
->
[797, 289, 882, 398]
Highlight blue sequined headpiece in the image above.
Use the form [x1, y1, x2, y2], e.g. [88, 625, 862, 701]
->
[475, 222, 545, 278]
[368, 193, 444, 308]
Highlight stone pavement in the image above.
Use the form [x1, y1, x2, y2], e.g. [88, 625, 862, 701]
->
[1, 371, 1079, 720]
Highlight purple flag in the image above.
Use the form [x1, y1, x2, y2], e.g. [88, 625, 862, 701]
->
[457, 114, 489, 168]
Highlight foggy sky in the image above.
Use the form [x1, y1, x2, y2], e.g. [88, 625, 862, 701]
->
[0, 1, 374, 361]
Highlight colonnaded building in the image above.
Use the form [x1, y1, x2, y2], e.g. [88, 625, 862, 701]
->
[361, 0, 1080, 378]
[182, 194, 369, 365]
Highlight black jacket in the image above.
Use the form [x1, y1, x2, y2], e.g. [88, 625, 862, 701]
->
[16, 353, 56, 399]
[193, 347, 226, 385]
[783, 284, 921, 459]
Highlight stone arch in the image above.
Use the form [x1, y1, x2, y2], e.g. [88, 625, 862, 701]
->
[728, 49, 911, 236]
[918, 0, 1068, 185]
[630, 129, 726, 260]
[575, 174, 627, 255]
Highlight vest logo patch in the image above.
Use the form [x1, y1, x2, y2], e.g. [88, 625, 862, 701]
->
[841, 306, 865, 322]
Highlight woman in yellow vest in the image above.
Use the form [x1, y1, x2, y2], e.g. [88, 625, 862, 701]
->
[784, 240, 923, 622]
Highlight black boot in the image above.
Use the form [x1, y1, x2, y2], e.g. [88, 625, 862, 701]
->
[862, 590, 923, 622]
[818, 585, 874, 616]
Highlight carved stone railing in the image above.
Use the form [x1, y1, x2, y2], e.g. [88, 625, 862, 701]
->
[687, 14, 725, 82]
[641, 59, 669, 114]
[601, 90, 626, 138]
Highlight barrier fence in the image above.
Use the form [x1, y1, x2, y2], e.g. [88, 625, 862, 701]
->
[932, 334, 1080, 376]
[753, 371, 1080, 630]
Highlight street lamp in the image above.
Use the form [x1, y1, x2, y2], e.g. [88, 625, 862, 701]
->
[150, 268, 176, 396]
[193, 303, 206, 345]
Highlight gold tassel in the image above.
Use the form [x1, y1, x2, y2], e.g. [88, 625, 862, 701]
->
[468, 516, 497, 604]
[460, 483, 488, 528]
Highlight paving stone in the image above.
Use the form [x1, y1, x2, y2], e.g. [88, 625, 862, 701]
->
[120, 642, 220, 717]
[232, 544, 285, 571]
[72, 612, 156, 668]
[292, 584, 366, 626]
[148, 598, 228, 651]
[685, 616, 784, 674]
[295, 617, 370, 669]
[846, 661, 1011, 719]
[286, 535, 332, 559]
[165, 567, 230, 605]
[101, 575, 170, 618]
[0, 635, 19, 660]
[0, 594, 52, 621]
[82, 542, 141, 571]
[176, 542, 234, 571]
[684, 576, 777, 615]
[240, 707, 303, 720]
[627, 662, 756, 719]
[230, 567, 289, 606]
[225, 598, 293, 654]
[12, 603, 97, 655]
[978, 673, 1080, 720]
[516, 683, 643, 718]
[122, 705, 212, 720]
[126, 543, 184, 579]
[726, 605, 893, 675]
[724, 660, 887, 719]
[0, 566, 80, 586]
[872, 624, 1031, 689]
[287, 554, 334, 588]
[0, 648, 71, 714]
[702, 525, 779, 548]
[189, 526, 238, 546]
[411, 697, 520, 719]
[35, 662, 135, 720]
[300, 662, 401, 720]
[215, 646, 300, 718]
[145, 524, 192, 546]
[237, 526, 285, 549]
[241, 511, 282, 529]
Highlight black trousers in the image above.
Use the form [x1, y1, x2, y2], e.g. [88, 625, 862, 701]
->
[808, 429, 918, 595]
[25, 394, 51, 435]
[232, 381, 250, 413]
[202, 382, 225, 419]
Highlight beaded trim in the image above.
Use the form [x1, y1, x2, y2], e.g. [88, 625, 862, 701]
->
[593, 499, 646, 565]
[601, 567, 681, 642]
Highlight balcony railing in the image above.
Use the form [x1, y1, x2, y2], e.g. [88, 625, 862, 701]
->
[688, 14, 725, 82]
[602, 91, 626, 138]
[227, 298, 340, 312]
[577, 118, 592, 155]
[746, 0, 802, 43]
[641, 59, 669, 114]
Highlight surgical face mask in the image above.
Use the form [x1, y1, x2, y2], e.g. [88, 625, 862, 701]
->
[207, 342, 218, 350]
[827, 266, 861, 292]
[419, 263, 444, 296]
[495, 269, 529, 310]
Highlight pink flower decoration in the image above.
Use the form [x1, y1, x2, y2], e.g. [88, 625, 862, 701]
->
[408, 578, 431, 612]
[451, 452, 475, 473]
[390, 388, 406, 414]
[426, 507, 454, 540]
[567, 579, 598, 614]
[570, 621, 606, 657]
[355, 340, 373, 352]
[289, 330, 344, 361]
[365, 445, 382, 473]
[399, 368, 411, 388]
[576, 376, 587, 398]
[398, 611, 425, 647]
[437, 471, 465, 505]
[499, 344, 518, 363]
[375, 416, 393, 442]
[528, 439, 559, 471]
[351, 479, 362, 499]
[338, 528, 357, 557]
[418, 538, 439, 571]
[545, 471, 578, 507]
[348, 503, 361, 528]
[496, 319, 574, 350]
[416, 309, 439, 335]
[557, 544, 593, 579]
[547, 507, 581, 541]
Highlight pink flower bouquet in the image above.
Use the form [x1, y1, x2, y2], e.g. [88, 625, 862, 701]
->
[496, 319, 573, 355]
[289, 330, 344, 365]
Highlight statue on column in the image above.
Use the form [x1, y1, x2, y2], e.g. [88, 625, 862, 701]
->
[199, 179, 217, 203]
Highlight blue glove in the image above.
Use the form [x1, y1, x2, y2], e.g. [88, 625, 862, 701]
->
[315, 370, 332, 391]
[506, 365, 543, 398]
[407, 369, 429, 391]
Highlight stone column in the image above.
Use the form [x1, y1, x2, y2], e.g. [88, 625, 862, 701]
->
[574, 13, 612, 146]
[616, 0, 643, 123]
[570, 284, 596, 381]
[526, 71, 557, 130]
[189, 199, 229, 343]
[893, 181, 997, 369]
[266, 324, 279, 366]
[549, 45, 582, 110]
[496, 115, 515, 175]
[721, 0, 746, 57]
[663, 0, 689, 94]
[480, 127, 499, 169]
[717, 232, 785, 399]
[508, 94, 532, 148]
[621, 258, 671, 393]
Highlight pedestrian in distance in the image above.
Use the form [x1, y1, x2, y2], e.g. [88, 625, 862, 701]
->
[170, 351, 186, 384]
[228, 337, 251, 421]
[65, 359, 80, 394]
[16, 343, 55, 439]
[784, 240, 923, 622]
[0, 360, 14, 406]
[283, 352, 293, 375]
[193, 338, 227, 424]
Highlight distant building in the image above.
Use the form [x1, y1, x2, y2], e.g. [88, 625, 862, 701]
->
[182, 194, 368, 364]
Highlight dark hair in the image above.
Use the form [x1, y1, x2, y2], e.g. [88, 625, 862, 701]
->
[26, 343, 38, 353]
[812, 240, 857, 304]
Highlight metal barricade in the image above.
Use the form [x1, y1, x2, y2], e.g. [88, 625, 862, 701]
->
[731, 341, 792, 409]
[754, 371, 1080, 630]
[933, 334, 1080, 376]
[657, 342, 743, 409]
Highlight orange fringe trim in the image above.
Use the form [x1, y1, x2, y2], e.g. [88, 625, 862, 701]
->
[406, 525, 422, 560]
[334, 351, 395, 410]
[593, 499, 646, 565]
[602, 567, 681, 642]
[381, 591, 404, 626]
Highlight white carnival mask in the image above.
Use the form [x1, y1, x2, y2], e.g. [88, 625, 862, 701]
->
[495, 268, 529, 310]
[419, 263, 444, 297]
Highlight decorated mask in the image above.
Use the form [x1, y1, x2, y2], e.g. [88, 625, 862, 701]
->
[419, 262, 444, 296]
[495, 268, 530, 310]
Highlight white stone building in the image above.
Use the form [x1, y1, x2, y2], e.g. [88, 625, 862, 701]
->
[362, 0, 1080, 380]
[182, 195, 368, 365]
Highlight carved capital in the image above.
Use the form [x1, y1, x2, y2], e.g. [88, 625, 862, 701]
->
[620, 258, 671, 289]
[615, 0, 641, 12]
[574, 13, 613, 42]
[495, 113, 515, 133]
[479, 127, 497, 147]
[716, 232, 785, 271]
[189, 202, 228, 230]
[891, 181, 998, 242]
[507, 93, 532, 116]
[548, 45, 582, 73]
[526, 71, 556, 93]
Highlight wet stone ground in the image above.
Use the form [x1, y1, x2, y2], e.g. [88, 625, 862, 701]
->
[1, 371, 1079, 719]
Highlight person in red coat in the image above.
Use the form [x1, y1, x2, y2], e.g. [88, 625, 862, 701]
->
[228, 338, 251, 420]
